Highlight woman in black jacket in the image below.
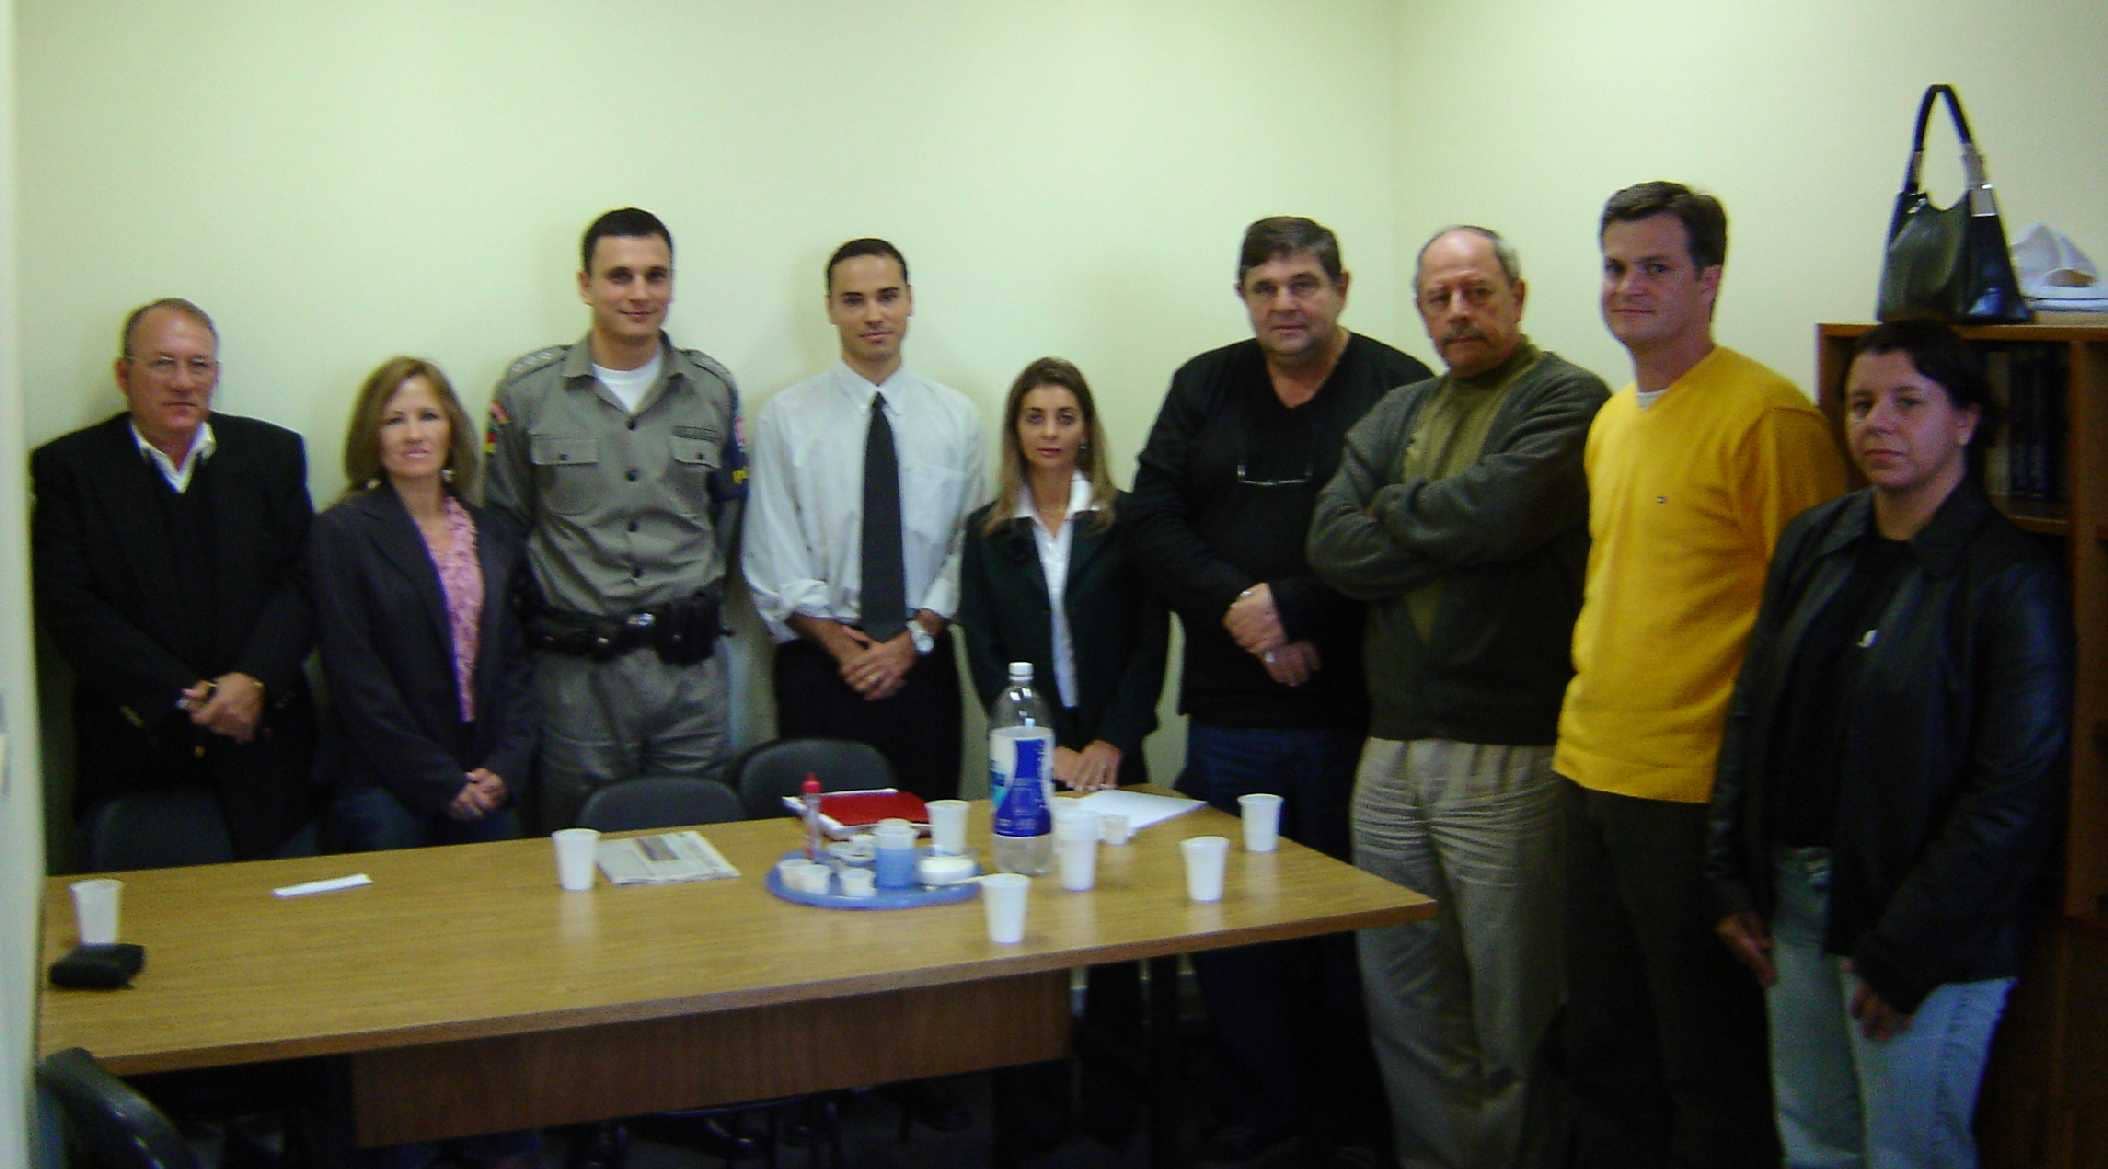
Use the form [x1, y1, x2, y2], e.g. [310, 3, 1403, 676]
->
[1707, 321, 2068, 1169]
[959, 356, 1168, 790]
[312, 357, 536, 855]
[962, 357, 1168, 1159]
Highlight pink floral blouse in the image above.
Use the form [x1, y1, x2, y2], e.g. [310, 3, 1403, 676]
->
[419, 497, 484, 723]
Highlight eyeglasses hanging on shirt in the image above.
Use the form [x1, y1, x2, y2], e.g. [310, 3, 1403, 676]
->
[1234, 406, 1317, 488]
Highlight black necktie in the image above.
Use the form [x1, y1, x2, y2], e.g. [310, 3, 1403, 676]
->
[861, 392, 907, 641]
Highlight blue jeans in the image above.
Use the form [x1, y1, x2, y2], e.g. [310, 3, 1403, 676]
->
[1178, 722, 1361, 860]
[1180, 723, 1381, 1146]
[326, 784, 522, 853]
[1768, 848, 2013, 1169]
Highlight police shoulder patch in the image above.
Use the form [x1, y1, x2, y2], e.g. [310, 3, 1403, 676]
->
[682, 349, 737, 391]
[503, 345, 565, 384]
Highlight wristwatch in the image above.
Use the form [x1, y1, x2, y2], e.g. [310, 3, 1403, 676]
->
[910, 623, 936, 656]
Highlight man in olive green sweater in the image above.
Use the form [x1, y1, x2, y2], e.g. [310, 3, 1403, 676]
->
[1308, 226, 1608, 1169]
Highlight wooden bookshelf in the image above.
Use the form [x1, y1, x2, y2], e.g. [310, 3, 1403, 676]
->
[1816, 322, 2108, 1169]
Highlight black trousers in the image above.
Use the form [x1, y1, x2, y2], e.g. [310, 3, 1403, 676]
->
[1560, 780, 1779, 1169]
[773, 634, 964, 801]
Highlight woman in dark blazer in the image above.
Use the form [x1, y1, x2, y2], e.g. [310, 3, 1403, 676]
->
[311, 356, 536, 855]
[960, 356, 1168, 790]
[964, 357, 1167, 1159]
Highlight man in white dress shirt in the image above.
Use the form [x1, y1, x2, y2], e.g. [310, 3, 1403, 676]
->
[743, 238, 984, 800]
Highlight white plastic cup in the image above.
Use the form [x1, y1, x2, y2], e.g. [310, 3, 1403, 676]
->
[927, 800, 970, 855]
[778, 860, 830, 895]
[919, 854, 977, 885]
[552, 828, 601, 891]
[1057, 835, 1098, 892]
[1181, 836, 1230, 903]
[1238, 793, 1284, 853]
[839, 869, 877, 898]
[1098, 813, 1133, 845]
[70, 879, 123, 945]
[981, 873, 1031, 943]
[1053, 806, 1099, 841]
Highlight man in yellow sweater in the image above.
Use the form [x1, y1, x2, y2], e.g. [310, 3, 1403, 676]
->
[1554, 181, 1846, 1169]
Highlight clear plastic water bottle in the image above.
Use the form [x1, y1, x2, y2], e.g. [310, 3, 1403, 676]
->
[989, 661, 1055, 875]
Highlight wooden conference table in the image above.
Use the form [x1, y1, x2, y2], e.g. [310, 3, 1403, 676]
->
[39, 791, 1432, 1164]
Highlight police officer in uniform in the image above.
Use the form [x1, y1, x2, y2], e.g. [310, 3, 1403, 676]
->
[485, 207, 746, 833]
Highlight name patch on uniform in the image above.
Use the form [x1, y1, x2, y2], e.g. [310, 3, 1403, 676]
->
[672, 425, 720, 442]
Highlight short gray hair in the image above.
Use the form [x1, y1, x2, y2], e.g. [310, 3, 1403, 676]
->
[1413, 225, 1522, 290]
[120, 297, 218, 358]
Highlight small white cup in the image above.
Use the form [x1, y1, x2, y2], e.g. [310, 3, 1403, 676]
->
[552, 828, 601, 892]
[839, 869, 877, 898]
[779, 860, 831, 895]
[70, 878, 123, 945]
[927, 799, 970, 855]
[1098, 813, 1133, 845]
[919, 854, 977, 885]
[1181, 836, 1230, 903]
[981, 873, 1031, 943]
[1053, 807, 1099, 841]
[1057, 836, 1098, 892]
[1238, 793, 1284, 853]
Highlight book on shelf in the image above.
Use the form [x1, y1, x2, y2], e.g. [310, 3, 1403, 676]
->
[1981, 343, 2067, 507]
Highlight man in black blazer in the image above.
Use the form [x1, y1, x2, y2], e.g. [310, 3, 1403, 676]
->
[31, 298, 317, 861]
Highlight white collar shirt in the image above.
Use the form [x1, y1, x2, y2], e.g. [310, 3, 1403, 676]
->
[131, 421, 217, 494]
[1013, 473, 1095, 709]
[743, 362, 986, 642]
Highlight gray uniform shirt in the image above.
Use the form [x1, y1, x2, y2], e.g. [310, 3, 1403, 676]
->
[485, 332, 746, 617]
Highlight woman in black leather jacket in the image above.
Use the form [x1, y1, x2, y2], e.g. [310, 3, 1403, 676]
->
[1706, 321, 2068, 1169]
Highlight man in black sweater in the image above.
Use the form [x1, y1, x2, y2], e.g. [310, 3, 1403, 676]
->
[1127, 216, 1431, 1165]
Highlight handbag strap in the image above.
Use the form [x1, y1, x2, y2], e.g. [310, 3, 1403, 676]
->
[1900, 84, 1996, 215]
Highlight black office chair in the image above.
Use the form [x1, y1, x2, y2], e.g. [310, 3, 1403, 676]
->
[729, 738, 895, 821]
[574, 773, 844, 1168]
[79, 788, 236, 872]
[39, 1047, 197, 1169]
[577, 776, 744, 832]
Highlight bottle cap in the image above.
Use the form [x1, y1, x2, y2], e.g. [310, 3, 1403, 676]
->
[1008, 661, 1033, 682]
[801, 775, 821, 795]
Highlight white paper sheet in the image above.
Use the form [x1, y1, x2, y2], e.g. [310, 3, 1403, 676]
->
[1072, 789, 1205, 831]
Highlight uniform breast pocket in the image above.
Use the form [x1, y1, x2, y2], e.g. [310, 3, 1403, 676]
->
[667, 436, 720, 517]
[529, 435, 601, 517]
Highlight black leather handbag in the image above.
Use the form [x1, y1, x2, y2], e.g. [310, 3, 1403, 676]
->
[1876, 84, 2030, 323]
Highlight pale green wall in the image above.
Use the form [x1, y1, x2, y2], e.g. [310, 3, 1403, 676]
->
[3, 0, 52, 1164]
[1389, 0, 2108, 396]
[15, 0, 1412, 824]
[13, 2, 2108, 1162]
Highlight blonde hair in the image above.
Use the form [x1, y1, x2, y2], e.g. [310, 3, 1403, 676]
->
[340, 356, 479, 502]
[982, 356, 1117, 537]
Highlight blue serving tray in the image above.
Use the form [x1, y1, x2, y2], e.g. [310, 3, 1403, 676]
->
[764, 847, 981, 910]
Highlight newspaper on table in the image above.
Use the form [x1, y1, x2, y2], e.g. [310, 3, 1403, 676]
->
[594, 831, 742, 885]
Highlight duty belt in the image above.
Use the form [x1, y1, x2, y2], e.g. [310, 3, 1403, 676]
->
[528, 590, 721, 665]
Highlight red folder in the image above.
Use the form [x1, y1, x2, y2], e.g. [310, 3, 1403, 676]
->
[779, 788, 932, 837]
